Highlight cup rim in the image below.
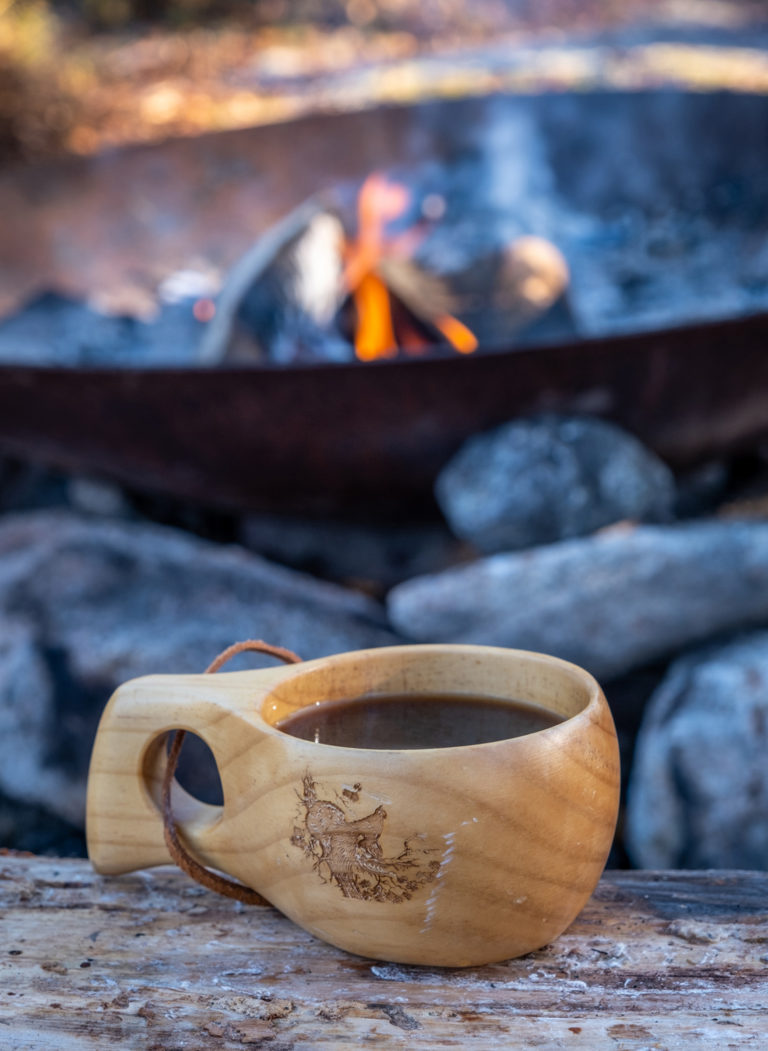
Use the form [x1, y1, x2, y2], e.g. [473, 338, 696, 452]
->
[257, 643, 604, 755]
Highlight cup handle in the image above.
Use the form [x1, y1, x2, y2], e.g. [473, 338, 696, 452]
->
[86, 667, 292, 877]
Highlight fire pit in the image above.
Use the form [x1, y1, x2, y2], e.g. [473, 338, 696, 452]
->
[1, 89, 768, 512]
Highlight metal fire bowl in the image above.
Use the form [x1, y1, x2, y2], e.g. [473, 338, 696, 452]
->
[1, 91, 767, 514]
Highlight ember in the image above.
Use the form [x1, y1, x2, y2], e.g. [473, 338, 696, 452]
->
[192, 298, 216, 323]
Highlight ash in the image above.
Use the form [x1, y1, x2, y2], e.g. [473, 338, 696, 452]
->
[412, 91, 768, 344]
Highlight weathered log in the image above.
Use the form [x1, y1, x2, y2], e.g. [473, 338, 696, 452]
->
[1, 857, 766, 1049]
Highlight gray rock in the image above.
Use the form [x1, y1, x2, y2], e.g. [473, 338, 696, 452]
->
[625, 632, 768, 869]
[0, 291, 204, 368]
[0, 510, 399, 829]
[388, 520, 768, 681]
[435, 415, 674, 553]
[240, 512, 470, 592]
[0, 619, 78, 819]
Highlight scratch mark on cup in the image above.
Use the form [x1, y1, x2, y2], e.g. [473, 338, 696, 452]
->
[420, 830, 458, 933]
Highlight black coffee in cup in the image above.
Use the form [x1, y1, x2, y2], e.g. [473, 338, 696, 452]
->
[276, 693, 562, 750]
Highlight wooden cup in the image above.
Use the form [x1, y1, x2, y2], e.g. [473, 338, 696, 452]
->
[87, 644, 619, 967]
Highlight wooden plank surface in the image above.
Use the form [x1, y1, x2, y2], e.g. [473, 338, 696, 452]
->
[1, 857, 766, 1049]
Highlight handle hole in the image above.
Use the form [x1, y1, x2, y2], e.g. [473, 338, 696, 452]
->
[165, 731, 223, 807]
[141, 730, 224, 818]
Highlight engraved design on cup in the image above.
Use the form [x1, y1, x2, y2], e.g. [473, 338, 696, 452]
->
[290, 774, 440, 903]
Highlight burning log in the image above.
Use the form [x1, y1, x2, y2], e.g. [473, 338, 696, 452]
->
[200, 172, 571, 366]
[198, 198, 350, 365]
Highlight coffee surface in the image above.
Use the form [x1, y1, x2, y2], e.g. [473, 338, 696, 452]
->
[275, 693, 563, 749]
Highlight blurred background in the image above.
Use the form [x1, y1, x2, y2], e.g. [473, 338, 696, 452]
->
[1, 0, 768, 874]
[4, 0, 765, 167]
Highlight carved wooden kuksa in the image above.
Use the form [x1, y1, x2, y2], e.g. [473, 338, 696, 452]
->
[87, 644, 620, 966]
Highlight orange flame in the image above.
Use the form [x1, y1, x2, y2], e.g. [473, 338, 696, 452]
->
[344, 173, 476, 361]
[353, 272, 398, 361]
[434, 315, 478, 354]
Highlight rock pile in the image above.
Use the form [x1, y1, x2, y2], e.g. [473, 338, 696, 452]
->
[1, 412, 767, 868]
[397, 415, 768, 868]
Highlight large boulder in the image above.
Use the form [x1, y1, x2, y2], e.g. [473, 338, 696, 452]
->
[388, 520, 768, 681]
[625, 631, 768, 869]
[435, 415, 674, 553]
[0, 510, 399, 831]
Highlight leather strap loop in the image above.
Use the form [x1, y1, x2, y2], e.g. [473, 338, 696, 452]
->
[161, 639, 302, 906]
